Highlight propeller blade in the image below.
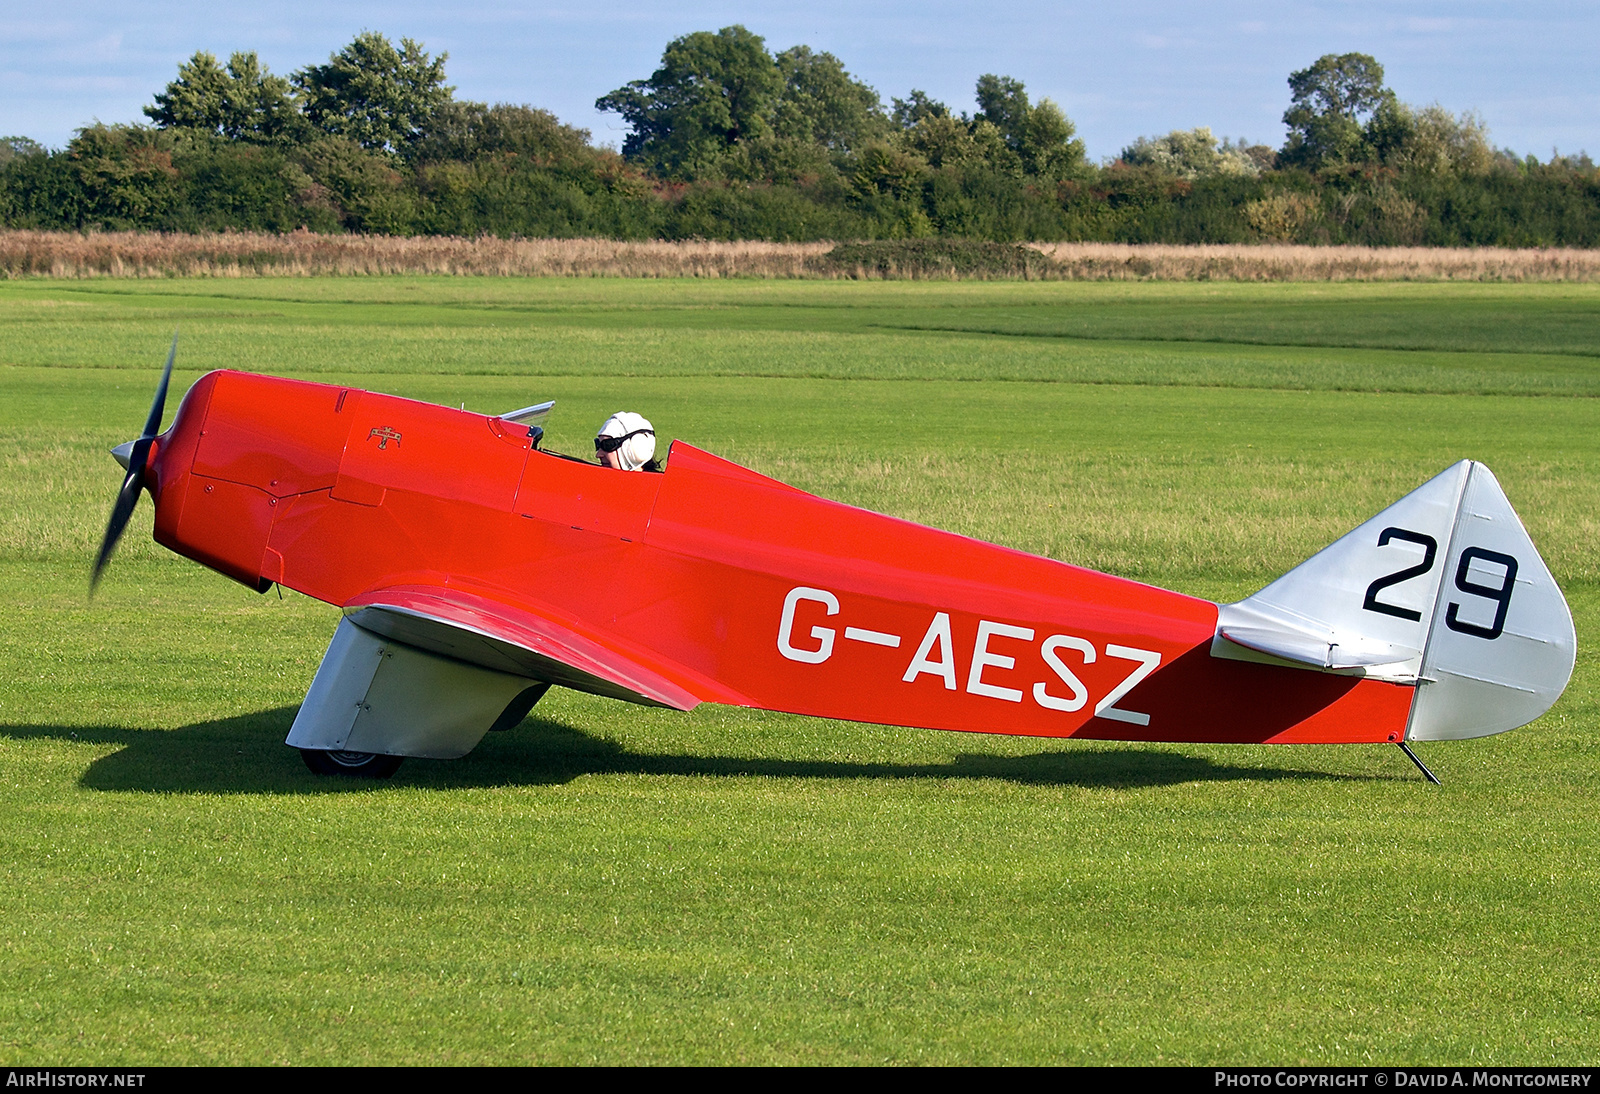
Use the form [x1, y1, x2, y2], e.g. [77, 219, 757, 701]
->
[141, 331, 177, 439]
[90, 331, 176, 595]
[90, 450, 148, 593]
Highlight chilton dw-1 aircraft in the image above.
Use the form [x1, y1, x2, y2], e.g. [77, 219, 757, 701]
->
[94, 339, 1576, 781]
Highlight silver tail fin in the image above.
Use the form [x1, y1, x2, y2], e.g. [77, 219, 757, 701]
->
[1213, 461, 1575, 741]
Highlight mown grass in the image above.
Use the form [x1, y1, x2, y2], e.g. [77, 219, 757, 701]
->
[0, 278, 1596, 1064]
[2, 279, 1599, 397]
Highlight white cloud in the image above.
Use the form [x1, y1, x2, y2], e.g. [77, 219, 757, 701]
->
[83, 32, 125, 62]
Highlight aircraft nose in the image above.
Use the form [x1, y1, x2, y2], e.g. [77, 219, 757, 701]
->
[111, 440, 137, 471]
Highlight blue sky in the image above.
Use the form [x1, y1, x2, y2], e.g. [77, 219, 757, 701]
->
[3, 1, 1595, 160]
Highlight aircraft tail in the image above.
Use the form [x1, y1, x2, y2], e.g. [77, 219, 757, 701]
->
[1212, 461, 1575, 741]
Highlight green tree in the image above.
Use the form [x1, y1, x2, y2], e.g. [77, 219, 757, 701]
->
[712, 135, 838, 185]
[64, 124, 181, 228]
[851, 142, 928, 200]
[145, 51, 301, 143]
[410, 101, 597, 167]
[1279, 53, 1392, 168]
[170, 142, 336, 233]
[1021, 98, 1087, 178]
[973, 76, 1030, 146]
[0, 136, 45, 168]
[891, 91, 949, 130]
[897, 113, 986, 169]
[771, 46, 886, 154]
[595, 25, 782, 179]
[1121, 127, 1260, 179]
[0, 141, 76, 228]
[1365, 100, 1495, 176]
[294, 33, 452, 155]
[295, 135, 418, 232]
[973, 74, 1085, 177]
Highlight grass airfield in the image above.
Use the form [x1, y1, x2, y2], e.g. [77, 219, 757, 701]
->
[0, 277, 1597, 1064]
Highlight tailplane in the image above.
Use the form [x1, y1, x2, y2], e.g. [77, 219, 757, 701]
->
[1212, 461, 1575, 740]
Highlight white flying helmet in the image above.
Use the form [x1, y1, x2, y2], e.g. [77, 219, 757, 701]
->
[595, 411, 656, 470]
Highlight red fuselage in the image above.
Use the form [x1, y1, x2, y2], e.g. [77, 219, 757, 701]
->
[145, 371, 1412, 745]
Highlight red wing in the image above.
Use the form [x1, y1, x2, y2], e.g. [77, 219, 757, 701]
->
[343, 585, 751, 712]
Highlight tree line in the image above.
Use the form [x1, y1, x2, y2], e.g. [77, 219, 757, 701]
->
[1, 28, 1595, 245]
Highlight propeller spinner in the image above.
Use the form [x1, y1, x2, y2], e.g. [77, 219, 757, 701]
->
[91, 333, 177, 593]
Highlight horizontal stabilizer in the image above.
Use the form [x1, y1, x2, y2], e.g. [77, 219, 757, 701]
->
[1216, 614, 1418, 671]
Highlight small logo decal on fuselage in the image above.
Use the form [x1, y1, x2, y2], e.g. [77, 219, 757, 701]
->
[368, 426, 403, 450]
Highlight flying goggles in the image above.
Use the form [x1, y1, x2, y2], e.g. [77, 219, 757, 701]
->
[595, 428, 654, 452]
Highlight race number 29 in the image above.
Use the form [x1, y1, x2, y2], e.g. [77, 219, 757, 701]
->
[1362, 528, 1436, 622]
[1446, 547, 1518, 640]
[1361, 526, 1518, 640]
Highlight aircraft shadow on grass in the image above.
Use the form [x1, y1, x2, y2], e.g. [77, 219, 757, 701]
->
[3, 708, 1392, 795]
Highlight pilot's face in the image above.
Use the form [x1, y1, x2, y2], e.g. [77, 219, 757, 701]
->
[597, 445, 623, 469]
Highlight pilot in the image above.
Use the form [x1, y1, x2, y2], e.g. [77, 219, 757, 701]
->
[595, 411, 660, 471]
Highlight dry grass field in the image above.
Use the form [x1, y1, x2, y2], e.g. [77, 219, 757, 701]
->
[2, 229, 1598, 281]
[1027, 241, 1600, 282]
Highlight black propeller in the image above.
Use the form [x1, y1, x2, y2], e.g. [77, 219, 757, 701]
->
[91, 332, 177, 594]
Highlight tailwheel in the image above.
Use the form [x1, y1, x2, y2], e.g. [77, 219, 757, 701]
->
[300, 748, 404, 778]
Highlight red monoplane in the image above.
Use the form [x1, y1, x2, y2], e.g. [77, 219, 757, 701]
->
[95, 342, 1576, 781]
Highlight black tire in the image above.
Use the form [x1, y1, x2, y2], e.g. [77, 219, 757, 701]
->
[300, 748, 404, 778]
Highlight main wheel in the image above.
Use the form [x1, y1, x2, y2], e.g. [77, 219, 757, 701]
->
[300, 748, 404, 778]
